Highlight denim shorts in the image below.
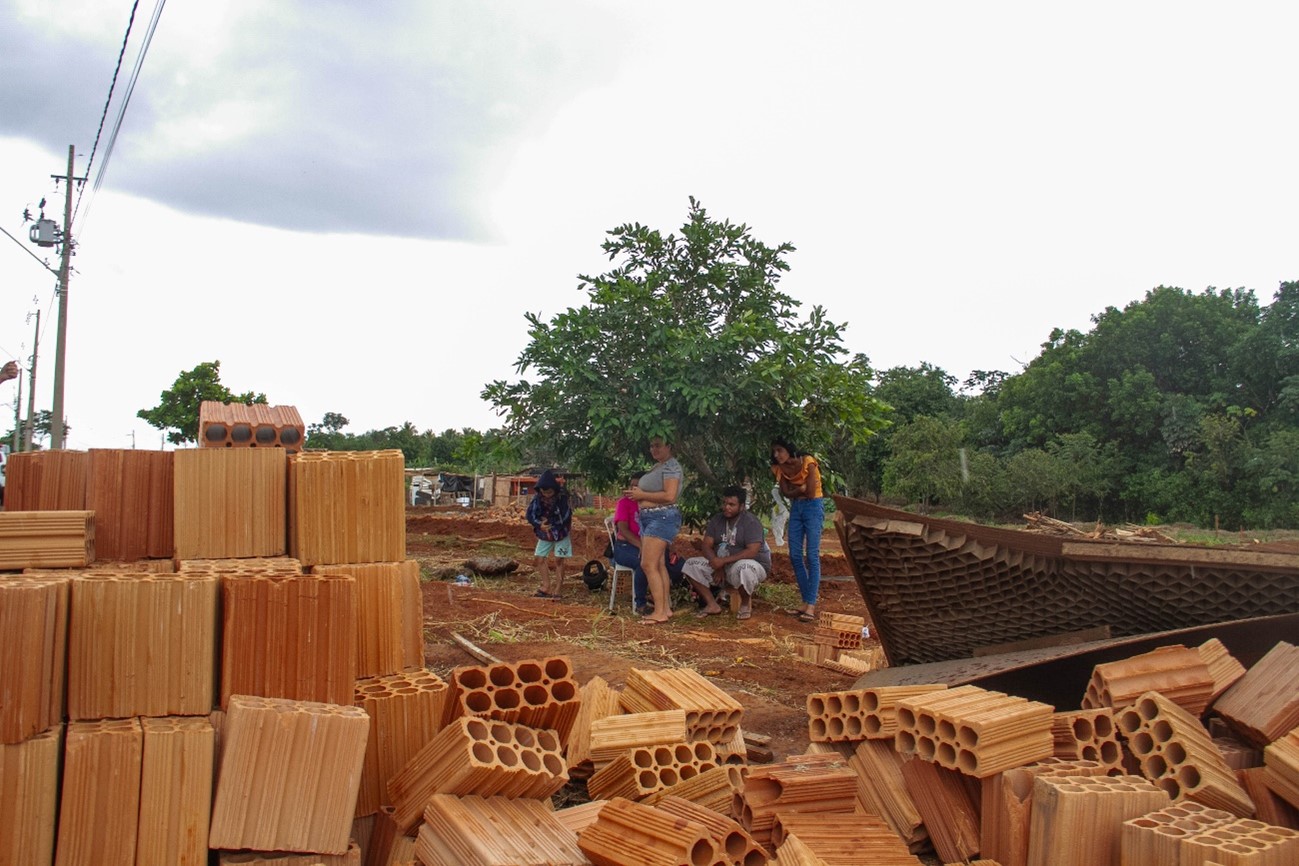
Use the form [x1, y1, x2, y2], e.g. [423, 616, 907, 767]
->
[638, 506, 682, 542]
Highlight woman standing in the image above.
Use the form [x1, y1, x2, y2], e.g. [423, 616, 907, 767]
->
[626, 435, 683, 624]
[772, 438, 823, 623]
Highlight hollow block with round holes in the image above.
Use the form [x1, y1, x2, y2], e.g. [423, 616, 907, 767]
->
[895, 684, 1054, 779]
[578, 797, 720, 866]
[445, 656, 582, 744]
[199, 401, 305, 452]
[586, 740, 719, 802]
[352, 669, 448, 818]
[733, 752, 858, 849]
[1116, 690, 1255, 817]
[1081, 644, 1215, 716]
[1050, 708, 1125, 771]
[417, 793, 586, 866]
[620, 667, 745, 745]
[1028, 774, 1170, 866]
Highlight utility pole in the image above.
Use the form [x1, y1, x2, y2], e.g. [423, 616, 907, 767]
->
[49, 145, 75, 451]
[11, 379, 20, 453]
[23, 310, 39, 452]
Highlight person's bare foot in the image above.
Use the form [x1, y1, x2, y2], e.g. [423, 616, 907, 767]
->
[694, 606, 723, 618]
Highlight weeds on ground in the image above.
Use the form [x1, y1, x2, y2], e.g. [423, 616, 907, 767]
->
[754, 582, 800, 611]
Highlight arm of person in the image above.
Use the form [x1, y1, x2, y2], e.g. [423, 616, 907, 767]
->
[713, 541, 761, 568]
[632, 476, 680, 506]
[615, 520, 640, 547]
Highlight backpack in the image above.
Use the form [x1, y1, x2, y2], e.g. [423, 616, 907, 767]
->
[581, 560, 608, 591]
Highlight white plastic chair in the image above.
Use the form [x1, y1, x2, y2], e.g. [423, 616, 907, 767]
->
[604, 515, 635, 612]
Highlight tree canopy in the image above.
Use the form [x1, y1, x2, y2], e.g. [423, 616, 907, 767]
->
[137, 361, 267, 445]
[483, 198, 889, 519]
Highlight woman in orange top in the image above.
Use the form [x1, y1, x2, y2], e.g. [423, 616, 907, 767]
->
[771, 438, 823, 623]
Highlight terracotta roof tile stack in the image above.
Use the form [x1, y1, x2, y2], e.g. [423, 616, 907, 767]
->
[86, 448, 174, 561]
[621, 667, 744, 745]
[200, 401, 306, 451]
[173, 449, 287, 560]
[67, 572, 218, 721]
[0, 510, 94, 569]
[288, 450, 405, 567]
[4, 449, 87, 510]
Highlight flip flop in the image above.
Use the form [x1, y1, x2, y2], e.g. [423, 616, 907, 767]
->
[785, 608, 806, 618]
[795, 611, 816, 623]
[693, 608, 723, 619]
[533, 590, 555, 599]
[737, 607, 752, 620]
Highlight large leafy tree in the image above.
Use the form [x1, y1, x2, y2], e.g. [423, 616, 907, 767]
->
[137, 361, 267, 445]
[482, 198, 889, 518]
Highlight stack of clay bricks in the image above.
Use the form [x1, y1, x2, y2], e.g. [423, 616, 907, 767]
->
[620, 667, 745, 746]
[200, 400, 306, 451]
[796, 611, 885, 675]
[0, 432, 426, 863]
[784, 638, 1299, 866]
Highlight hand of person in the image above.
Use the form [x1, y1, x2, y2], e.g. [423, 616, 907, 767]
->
[0, 361, 17, 383]
[707, 556, 726, 570]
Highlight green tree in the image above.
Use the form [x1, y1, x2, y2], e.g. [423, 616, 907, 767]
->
[482, 198, 889, 519]
[137, 361, 267, 445]
[881, 415, 965, 513]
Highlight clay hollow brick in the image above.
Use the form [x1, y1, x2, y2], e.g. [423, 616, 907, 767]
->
[199, 401, 305, 450]
[734, 753, 859, 848]
[0, 575, 69, 744]
[353, 669, 449, 818]
[895, 684, 1054, 778]
[621, 667, 745, 745]
[586, 740, 719, 802]
[807, 689, 870, 744]
[447, 656, 582, 744]
[1214, 642, 1299, 749]
[1051, 707, 1125, 771]
[1082, 644, 1215, 717]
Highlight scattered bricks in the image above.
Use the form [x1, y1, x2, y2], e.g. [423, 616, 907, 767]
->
[216, 847, 361, 865]
[587, 740, 719, 802]
[1238, 767, 1299, 829]
[817, 611, 865, 631]
[733, 752, 859, 850]
[578, 797, 720, 866]
[1214, 642, 1299, 748]
[621, 667, 745, 745]
[859, 684, 948, 740]
[1181, 817, 1299, 865]
[173, 448, 287, 560]
[288, 450, 405, 567]
[1116, 691, 1255, 816]
[566, 676, 622, 779]
[812, 625, 862, 651]
[220, 572, 357, 708]
[313, 560, 423, 679]
[86, 448, 174, 561]
[1215, 734, 1264, 771]
[899, 756, 981, 864]
[56, 718, 144, 866]
[386, 717, 567, 833]
[353, 670, 449, 818]
[642, 764, 747, 815]
[0, 724, 61, 865]
[807, 689, 870, 744]
[772, 812, 923, 866]
[446, 656, 582, 744]
[417, 794, 586, 866]
[0, 510, 95, 570]
[849, 738, 928, 852]
[1082, 644, 1215, 717]
[364, 804, 417, 866]
[0, 576, 68, 744]
[4, 449, 87, 511]
[895, 684, 1055, 778]
[1263, 727, 1299, 810]
[979, 758, 1107, 866]
[1027, 774, 1170, 866]
[714, 724, 748, 764]
[589, 711, 691, 773]
[67, 572, 218, 721]
[1198, 637, 1248, 703]
[209, 696, 370, 856]
[137, 717, 214, 866]
[1120, 800, 1237, 866]
[1051, 708, 1124, 771]
[654, 793, 767, 865]
[200, 401, 305, 451]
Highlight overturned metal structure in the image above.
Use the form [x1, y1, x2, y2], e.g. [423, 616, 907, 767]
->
[833, 497, 1299, 668]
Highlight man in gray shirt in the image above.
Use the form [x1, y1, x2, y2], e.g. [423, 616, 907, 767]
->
[682, 485, 771, 621]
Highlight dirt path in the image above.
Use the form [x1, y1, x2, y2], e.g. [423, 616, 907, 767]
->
[408, 507, 877, 760]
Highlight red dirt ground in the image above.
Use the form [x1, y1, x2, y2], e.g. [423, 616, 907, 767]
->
[407, 506, 879, 760]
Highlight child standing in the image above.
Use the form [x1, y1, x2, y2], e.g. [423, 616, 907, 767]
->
[526, 469, 572, 598]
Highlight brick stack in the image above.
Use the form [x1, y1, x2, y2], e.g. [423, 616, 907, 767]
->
[0, 511, 94, 569]
[173, 448, 287, 560]
[86, 449, 174, 561]
[288, 450, 405, 567]
[620, 667, 744, 745]
[4, 449, 87, 511]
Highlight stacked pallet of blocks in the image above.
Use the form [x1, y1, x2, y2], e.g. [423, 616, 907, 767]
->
[289, 449, 405, 567]
[200, 400, 306, 451]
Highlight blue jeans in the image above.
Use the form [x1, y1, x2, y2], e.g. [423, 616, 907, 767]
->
[612, 540, 649, 607]
[788, 497, 824, 605]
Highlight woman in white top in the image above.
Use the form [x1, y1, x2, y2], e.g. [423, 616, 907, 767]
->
[625, 435, 684, 623]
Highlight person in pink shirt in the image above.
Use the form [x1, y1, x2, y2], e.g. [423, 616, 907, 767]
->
[611, 472, 651, 613]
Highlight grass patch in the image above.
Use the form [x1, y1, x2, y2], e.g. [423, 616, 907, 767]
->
[755, 582, 800, 611]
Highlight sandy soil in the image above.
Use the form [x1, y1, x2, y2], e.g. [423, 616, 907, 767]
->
[407, 506, 877, 760]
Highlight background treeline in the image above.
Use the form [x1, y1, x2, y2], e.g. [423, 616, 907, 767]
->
[842, 281, 1299, 529]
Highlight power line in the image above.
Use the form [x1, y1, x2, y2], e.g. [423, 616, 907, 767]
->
[73, 0, 141, 226]
[77, 0, 168, 234]
[0, 224, 58, 274]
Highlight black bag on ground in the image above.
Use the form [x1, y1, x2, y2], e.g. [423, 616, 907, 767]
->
[581, 560, 608, 591]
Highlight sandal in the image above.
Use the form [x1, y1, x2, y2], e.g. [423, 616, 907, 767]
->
[795, 611, 816, 623]
[736, 607, 752, 621]
[533, 589, 555, 599]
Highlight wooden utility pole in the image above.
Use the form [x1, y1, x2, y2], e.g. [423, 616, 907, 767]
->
[50, 145, 74, 450]
[23, 310, 40, 452]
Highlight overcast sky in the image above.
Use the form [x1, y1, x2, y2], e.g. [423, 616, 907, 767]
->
[2, 1, 1296, 450]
